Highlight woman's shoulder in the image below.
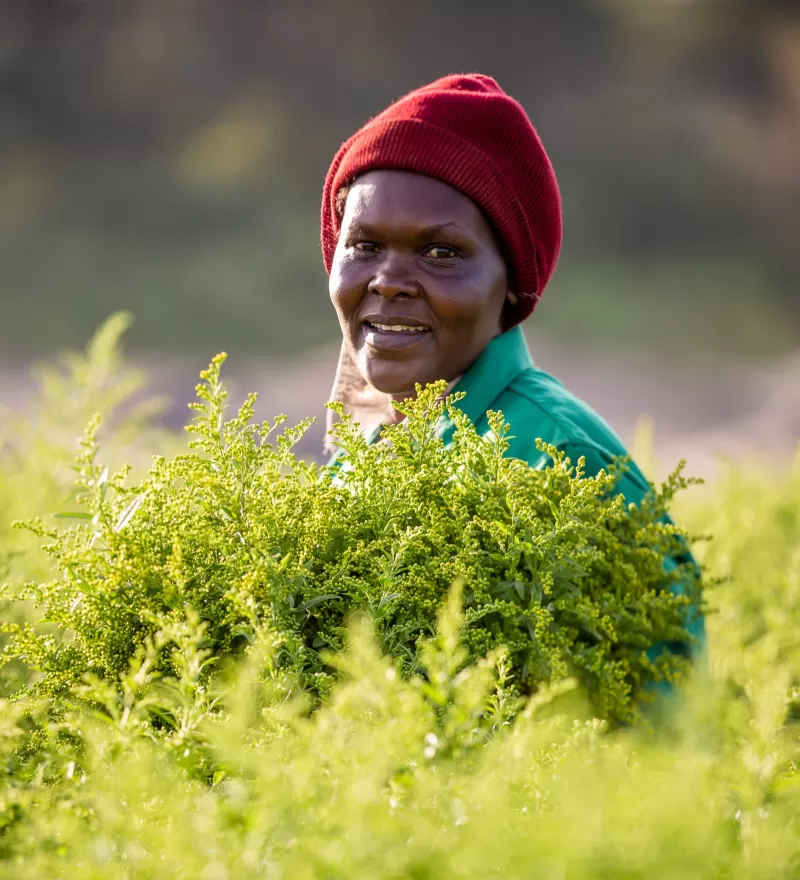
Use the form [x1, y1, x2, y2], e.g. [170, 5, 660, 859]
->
[488, 364, 650, 496]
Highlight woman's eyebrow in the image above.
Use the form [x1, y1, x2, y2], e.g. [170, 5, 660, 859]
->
[347, 220, 468, 239]
[417, 222, 466, 239]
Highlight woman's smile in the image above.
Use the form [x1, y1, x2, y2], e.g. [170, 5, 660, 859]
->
[362, 322, 432, 351]
[360, 311, 434, 352]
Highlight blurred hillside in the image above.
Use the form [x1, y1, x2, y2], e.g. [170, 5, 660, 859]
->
[0, 0, 798, 359]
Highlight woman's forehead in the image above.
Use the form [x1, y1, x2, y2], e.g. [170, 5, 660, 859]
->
[343, 170, 485, 230]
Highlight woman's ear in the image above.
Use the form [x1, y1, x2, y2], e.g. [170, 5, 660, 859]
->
[498, 291, 519, 334]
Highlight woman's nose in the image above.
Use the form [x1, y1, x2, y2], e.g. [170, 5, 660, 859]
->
[368, 253, 421, 299]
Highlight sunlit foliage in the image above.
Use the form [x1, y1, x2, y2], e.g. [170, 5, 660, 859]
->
[0, 321, 797, 878]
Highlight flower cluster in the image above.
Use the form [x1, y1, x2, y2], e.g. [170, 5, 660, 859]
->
[3, 354, 700, 725]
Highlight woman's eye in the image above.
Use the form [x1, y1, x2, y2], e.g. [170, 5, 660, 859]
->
[352, 241, 378, 253]
[424, 244, 458, 259]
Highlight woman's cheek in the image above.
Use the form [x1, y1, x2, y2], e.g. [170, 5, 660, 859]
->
[329, 255, 365, 311]
[431, 283, 492, 323]
[328, 251, 347, 300]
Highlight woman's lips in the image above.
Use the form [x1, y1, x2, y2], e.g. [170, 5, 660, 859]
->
[361, 320, 433, 352]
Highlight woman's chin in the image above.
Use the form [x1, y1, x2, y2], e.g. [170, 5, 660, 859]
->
[366, 373, 421, 397]
[359, 357, 426, 397]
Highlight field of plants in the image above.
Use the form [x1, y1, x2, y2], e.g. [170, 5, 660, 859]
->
[1, 316, 798, 879]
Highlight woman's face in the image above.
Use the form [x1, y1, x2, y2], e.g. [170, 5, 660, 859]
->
[329, 170, 512, 398]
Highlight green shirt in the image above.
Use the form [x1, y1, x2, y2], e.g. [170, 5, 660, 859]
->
[339, 325, 706, 655]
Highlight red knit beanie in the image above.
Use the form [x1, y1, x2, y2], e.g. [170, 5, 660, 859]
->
[321, 73, 562, 325]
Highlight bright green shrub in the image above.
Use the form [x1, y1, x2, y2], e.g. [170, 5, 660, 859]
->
[0, 314, 170, 697]
[0, 331, 798, 879]
[0, 578, 798, 879]
[0, 313, 169, 579]
[3, 353, 700, 725]
[677, 452, 800, 726]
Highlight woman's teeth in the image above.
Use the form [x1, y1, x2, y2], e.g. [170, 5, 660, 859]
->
[367, 322, 428, 333]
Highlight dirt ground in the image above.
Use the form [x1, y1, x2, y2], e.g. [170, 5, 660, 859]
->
[2, 333, 798, 481]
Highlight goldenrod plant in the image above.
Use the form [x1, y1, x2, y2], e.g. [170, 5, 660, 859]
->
[0, 323, 797, 878]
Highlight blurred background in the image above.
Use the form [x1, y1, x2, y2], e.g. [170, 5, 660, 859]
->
[0, 0, 798, 470]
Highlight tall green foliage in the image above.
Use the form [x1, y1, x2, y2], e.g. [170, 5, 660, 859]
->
[0, 313, 166, 582]
[3, 353, 698, 725]
[0, 327, 797, 878]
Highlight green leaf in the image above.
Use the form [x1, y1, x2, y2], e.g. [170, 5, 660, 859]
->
[114, 493, 146, 533]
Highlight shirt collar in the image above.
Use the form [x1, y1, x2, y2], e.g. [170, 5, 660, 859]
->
[444, 325, 533, 427]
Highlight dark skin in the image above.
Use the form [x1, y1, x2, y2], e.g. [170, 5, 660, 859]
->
[329, 170, 518, 414]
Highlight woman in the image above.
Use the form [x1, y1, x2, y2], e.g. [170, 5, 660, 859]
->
[321, 73, 704, 655]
